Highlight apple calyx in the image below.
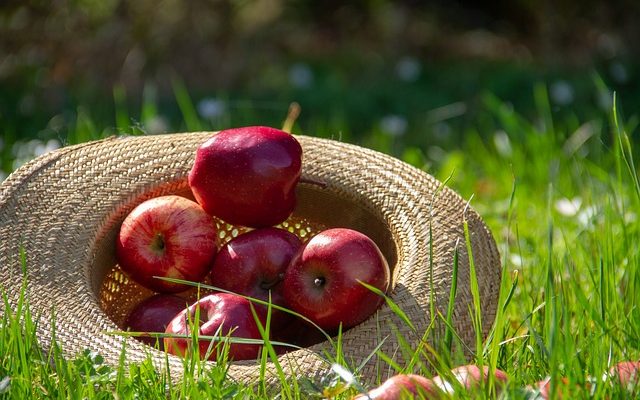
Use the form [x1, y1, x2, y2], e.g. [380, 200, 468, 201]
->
[282, 228, 390, 331]
[151, 233, 165, 252]
[116, 195, 219, 293]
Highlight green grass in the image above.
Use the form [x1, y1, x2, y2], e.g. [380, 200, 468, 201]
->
[1, 77, 640, 398]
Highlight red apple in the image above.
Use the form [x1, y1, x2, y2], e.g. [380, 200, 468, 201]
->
[524, 378, 553, 400]
[609, 360, 640, 390]
[282, 228, 390, 331]
[123, 294, 188, 349]
[116, 195, 218, 293]
[353, 374, 441, 399]
[525, 376, 593, 399]
[432, 365, 508, 395]
[209, 227, 302, 326]
[164, 293, 266, 361]
[188, 126, 303, 228]
[210, 227, 301, 305]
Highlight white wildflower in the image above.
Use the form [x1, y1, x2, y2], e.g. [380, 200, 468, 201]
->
[550, 80, 574, 106]
[493, 130, 512, 157]
[610, 62, 629, 84]
[144, 115, 169, 135]
[555, 197, 582, 217]
[577, 205, 598, 227]
[289, 63, 313, 88]
[380, 114, 408, 137]
[197, 98, 226, 120]
[510, 254, 523, 267]
[395, 56, 421, 82]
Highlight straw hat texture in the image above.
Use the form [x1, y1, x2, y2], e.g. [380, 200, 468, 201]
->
[0, 132, 501, 387]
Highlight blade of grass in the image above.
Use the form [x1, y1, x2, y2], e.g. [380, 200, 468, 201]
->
[443, 238, 460, 358]
[250, 297, 293, 400]
[534, 82, 554, 136]
[141, 83, 160, 127]
[172, 76, 203, 132]
[544, 183, 558, 393]
[484, 176, 518, 394]
[613, 94, 640, 203]
[153, 277, 335, 345]
[358, 280, 416, 334]
[462, 196, 483, 361]
[113, 84, 130, 133]
[429, 171, 455, 330]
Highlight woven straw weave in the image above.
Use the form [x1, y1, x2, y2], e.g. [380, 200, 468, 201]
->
[0, 132, 501, 387]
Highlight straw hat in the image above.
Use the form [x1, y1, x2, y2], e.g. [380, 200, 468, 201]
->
[0, 132, 501, 388]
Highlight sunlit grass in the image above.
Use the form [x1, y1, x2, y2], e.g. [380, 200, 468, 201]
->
[1, 80, 640, 398]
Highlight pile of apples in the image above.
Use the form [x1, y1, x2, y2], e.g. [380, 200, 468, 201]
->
[116, 126, 391, 361]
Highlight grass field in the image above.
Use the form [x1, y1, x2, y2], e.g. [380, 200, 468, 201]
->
[1, 73, 640, 398]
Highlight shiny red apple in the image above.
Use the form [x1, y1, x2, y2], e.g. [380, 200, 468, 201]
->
[353, 374, 441, 399]
[209, 227, 301, 326]
[188, 126, 303, 228]
[116, 195, 218, 293]
[209, 227, 302, 305]
[123, 294, 188, 349]
[282, 228, 390, 331]
[164, 293, 266, 361]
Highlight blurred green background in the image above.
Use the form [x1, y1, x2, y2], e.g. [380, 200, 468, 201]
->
[1, 0, 639, 180]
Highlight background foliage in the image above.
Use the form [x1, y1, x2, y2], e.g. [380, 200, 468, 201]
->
[1, 1, 639, 180]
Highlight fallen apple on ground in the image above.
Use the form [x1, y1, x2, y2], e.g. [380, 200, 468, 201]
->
[123, 294, 188, 349]
[282, 227, 390, 331]
[609, 360, 640, 390]
[432, 364, 508, 395]
[188, 126, 303, 228]
[116, 195, 218, 293]
[352, 374, 441, 399]
[526, 376, 575, 399]
[164, 293, 266, 361]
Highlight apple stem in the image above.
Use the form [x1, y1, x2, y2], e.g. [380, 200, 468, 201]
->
[313, 277, 325, 287]
[299, 177, 327, 189]
[282, 102, 301, 133]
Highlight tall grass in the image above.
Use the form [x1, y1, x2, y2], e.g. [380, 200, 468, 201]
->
[1, 80, 640, 398]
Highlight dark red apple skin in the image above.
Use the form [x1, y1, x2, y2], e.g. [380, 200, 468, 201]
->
[123, 294, 188, 349]
[164, 293, 266, 361]
[353, 374, 442, 399]
[188, 126, 303, 228]
[282, 228, 390, 331]
[210, 227, 301, 305]
[271, 316, 331, 354]
[209, 227, 302, 326]
[116, 195, 218, 293]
